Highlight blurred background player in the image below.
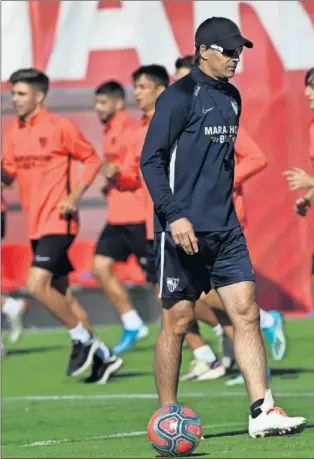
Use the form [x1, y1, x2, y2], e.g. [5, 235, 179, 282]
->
[173, 56, 287, 383]
[283, 67, 314, 303]
[130, 64, 226, 379]
[92, 81, 148, 355]
[174, 55, 194, 81]
[132, 65, 171, 297]
[2, 68, 123, 382]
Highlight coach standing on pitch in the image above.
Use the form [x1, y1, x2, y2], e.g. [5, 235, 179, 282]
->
[141, 17, 306, 438]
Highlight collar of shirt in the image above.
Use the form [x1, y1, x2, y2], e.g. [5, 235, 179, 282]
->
[105, 109, 130, 133]
[17, 106, 48, 128]
[191, 66, 228, 89]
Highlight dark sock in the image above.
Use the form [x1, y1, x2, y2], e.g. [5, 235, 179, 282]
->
[250, 398, 264, 418]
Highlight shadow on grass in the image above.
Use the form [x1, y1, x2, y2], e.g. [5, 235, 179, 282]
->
[6, 345, 65, 356]
[203, 424, 314, 440]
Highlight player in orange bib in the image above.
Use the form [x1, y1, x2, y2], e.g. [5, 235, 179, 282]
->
[283, 67, 314, 303]
[2, 68, 123, 381]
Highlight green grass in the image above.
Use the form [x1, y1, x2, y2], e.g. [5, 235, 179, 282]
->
[2, 318, 314, 458]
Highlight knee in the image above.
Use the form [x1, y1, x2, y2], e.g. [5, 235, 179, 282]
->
[163, 301, 195, 336]
[27, 271, 50, 298]
[234, 301, 260, 329]
[92, 256, 114, 279]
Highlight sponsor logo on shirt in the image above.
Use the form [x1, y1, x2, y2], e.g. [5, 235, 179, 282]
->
[204, 125, 238, 144]
[13, 155, 52, 170]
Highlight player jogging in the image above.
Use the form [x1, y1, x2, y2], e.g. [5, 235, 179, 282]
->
[2, 68, 123, 382]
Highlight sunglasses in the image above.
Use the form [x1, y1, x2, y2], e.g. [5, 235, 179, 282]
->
[210, 44, 243, 58]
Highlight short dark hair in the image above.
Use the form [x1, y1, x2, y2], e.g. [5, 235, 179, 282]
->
[95, 80, 125, 100]
[305, 68, 314, 86]
[9, 68, 49, 95]
[175, 55, 194, 70]
[193, 45, 210, 66]
[132, 65, 169, 88]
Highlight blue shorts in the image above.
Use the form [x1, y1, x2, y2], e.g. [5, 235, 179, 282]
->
[155, 226, 255, 301]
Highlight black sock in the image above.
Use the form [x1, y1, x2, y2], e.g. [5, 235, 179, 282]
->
[250, 398, 264, 418]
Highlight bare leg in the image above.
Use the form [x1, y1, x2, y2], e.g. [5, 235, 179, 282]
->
[66, 290, 95, 334]
[217, 281, 267, 404]
[201, 290, 234, 340]
[93, 255, 138, 316]
[1, 295, 7, 308]
[185, 322, 207, 350]
[195, 294, 219, 327]
[27, 268, 78, 328]
[155, 299, 194, 405]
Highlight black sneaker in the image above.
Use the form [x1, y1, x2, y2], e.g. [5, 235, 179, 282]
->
[67, 336, 100, 376]
[85, 353, 123, 384]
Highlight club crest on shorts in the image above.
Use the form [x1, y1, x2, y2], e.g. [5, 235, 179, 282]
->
[231, 100, 238, 115]
[167, 277, 179, 292]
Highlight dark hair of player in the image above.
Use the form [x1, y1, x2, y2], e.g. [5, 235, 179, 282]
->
[305, 68, 314, 86]
[175, 55, 194, 70]
[9, 68, 49, 95]
[132, 65, 169, 88]
[95, 80, 125, 100]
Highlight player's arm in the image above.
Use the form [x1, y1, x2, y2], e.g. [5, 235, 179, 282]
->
[140, 88, 190, 224]
[59, 119, 102, 215]
[233, 127, 268, 188]
[283, 168, 314, 191]
[1, 131, 17, 186]
[140, 87, 199, 255]
[115, 131, 145, 191]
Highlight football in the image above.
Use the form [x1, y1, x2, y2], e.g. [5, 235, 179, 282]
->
[147, 404, 203, 457]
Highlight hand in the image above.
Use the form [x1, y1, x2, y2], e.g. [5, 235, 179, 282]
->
[100, 177, 110, 196]
[294, 196, 311, 217]
[58, 196, 78, 218]
[283, 168, 314, 191]
[170, 218, 199, 255]
[103, 162, 119, 179]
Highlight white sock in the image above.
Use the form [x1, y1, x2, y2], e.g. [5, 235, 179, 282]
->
[260, 309, 275, 329]
[2, 297, 24, 318]
[95, 341, 111, 361]
[193, 345, 217, 364]
[212, 324, 223, 336]
[121, 310, 143, 330]
[68, 322, 91, 344]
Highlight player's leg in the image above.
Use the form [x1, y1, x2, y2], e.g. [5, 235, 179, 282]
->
[1, 294, 28, 344]
[27, 236, 99, 376]
[213, 227, 306, 437]
[54, 280, 123, 384]
[259, 308, 286, 361]
[156, 299, 195, 405]
[196, 290, 236, 372]
[181, 321, 225, 381]
[93, 224, 145, 354]
[66, 289, 95, 334]
[154, 232, 209, 405]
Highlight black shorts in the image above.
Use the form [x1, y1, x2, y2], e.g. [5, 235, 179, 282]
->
[155, 226, 255, 301]
[95, 223, 147, 269]
[312, 253, 314, 275]
[31, 234, 75, 278]
[146, 239, 157, 285]
[1, 212, 6, 239]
